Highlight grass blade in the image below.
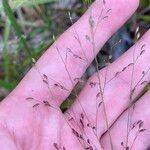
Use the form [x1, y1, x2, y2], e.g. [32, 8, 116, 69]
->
[0, 80, 16, 91]
[3, 19, 11, 82]
[0, 0, 55, 11]
[2, 0, 32, 59]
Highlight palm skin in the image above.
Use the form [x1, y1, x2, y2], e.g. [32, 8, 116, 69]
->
[0, 0, 150, 149]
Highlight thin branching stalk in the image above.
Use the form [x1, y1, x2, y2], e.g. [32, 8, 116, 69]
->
[125, 46, 136, 149]
[125, 28, 149, 149]
[67, 1, 113, 148]
[68, 8, 112, 148]
[68, 12, 89, 64]
[31, 40, 99, 149]
[55, 44, 100, 149]
[87, 1, 114, 149]
[89, 18, 113, 150]
[28, 64, 87, 149]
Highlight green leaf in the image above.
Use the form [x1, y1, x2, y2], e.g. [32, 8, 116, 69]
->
[2, 0, 32, 59]
[139, 15, 150, 22]
[140, 0, 150, 7]
[83, 0, 92, 5]
[3, 19, 11, 82]
[0, 80, 16, 91]
[0, 0, 55, 11]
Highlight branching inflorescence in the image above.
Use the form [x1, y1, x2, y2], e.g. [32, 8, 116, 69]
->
[24, 0, 149, 150]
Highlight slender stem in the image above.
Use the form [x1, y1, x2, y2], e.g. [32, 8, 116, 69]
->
[130, 132, 139, 150]
[55, 46, 100, 149]
[90, 21, 113, 150]
[125, 48, 136, 149]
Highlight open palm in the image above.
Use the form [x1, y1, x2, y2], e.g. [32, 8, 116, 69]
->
[0, 0, 150, 149]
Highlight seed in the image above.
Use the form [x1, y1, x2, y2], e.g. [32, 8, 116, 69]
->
[33, 103, 40, 108]
[43, 74, 48, 80]
[53, 143, 59, 149]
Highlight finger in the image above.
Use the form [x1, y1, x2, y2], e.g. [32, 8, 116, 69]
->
[3, 0, 139, 107]
[66, 30, 150, 142]
[101, 91, 150, 150]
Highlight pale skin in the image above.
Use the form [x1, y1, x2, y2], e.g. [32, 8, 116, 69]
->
[0, 0, 150, 149]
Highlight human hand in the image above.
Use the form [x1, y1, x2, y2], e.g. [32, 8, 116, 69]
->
[0, 0, 150, 149]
